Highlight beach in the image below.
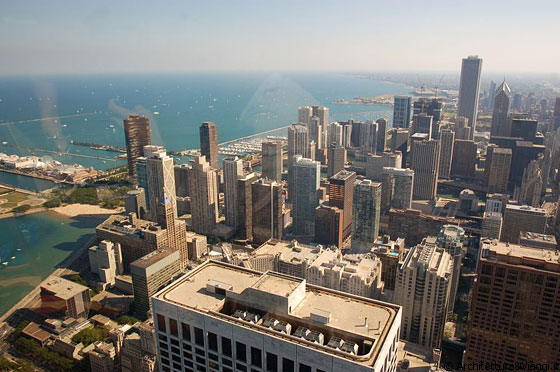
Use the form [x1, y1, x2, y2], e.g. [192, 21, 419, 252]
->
[51, 203, 121, 218]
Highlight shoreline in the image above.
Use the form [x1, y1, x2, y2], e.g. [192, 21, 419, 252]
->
[50, 203, 122, 218]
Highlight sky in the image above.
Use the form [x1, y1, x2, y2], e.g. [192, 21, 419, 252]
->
[1, 0, 559, 75]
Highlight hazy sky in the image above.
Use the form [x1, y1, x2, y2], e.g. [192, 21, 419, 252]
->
[1, 0, 559, 75]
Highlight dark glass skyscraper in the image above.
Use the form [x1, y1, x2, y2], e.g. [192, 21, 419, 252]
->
[457, 56, 482, 140]
[199, 121, 219, 169]
[124, 115, 151, 182]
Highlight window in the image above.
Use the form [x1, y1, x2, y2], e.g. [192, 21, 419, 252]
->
[266, 352, 277, 372]
[181, 322, 191, 341]
[222, 337, 232, 357]
[194, 327, 204, 346]
[282, 358, 294, 372]
[157, 314, 166, 332]
[299, 364, 311, 372]
[251, 347, 262, 367]
[208, 332, 218, 351]
[236, 342, 247, 362]
[169, 318, 178, 337]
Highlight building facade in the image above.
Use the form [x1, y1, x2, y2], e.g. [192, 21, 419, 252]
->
[199, 121, 219, 169]
[351, 180, 381, 253]
[124, 115, 151, 182]
[457, 56, 482, 140]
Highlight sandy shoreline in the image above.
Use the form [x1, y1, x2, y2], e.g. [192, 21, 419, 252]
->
[51, 203, 121, 217]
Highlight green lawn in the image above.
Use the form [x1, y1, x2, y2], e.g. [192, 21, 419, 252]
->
[0, 191, 31, 210]
[0, 186, 12, 195]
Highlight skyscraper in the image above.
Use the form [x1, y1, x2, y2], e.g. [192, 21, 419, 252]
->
[457, 56, 482, 139]
[199, 121, 219, 169]
[381, 167, 414, 210]
[327, 144, 346, 178]
[261, 142, 282, 182]
[410, 139, 440, 200]
[223, 157, 244, 228]
[436, 225, 466, 315]
[187, 156, 218, 235]
[375, 118, 388, 153]
[308, 116, 323, 150]
[365, 151, 402, 181]
[490, 80, 511, 137]
[288, 123, 310, 200]
[501, 204, 547, 243]
[359, 121, 378, 154]
[327, 122, 343, 147]
[393, 96, 412, 128]
[438, 128, 454, 179]
[411, 113, 433, 139]
[329, 170, 357, 243]
[237, 172, 258, 241]
[252, 178, 283, 244]
[291, 156, 320, 237]
[554, 97, 560, 130]
[351, 179, 381, 253]
[413, 98, 443, 138]
[454, 116, 471, 140]
[485, 146, 512, 193]
[124, 115, 151, 182]
[519, 159, 543, 207]
[487, 80, 496, 110]
[395, 237, 453, 349]
[315, 203, 344, 248]
[451, 139, 477, 178]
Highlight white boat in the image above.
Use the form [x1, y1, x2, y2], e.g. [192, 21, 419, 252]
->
[10, 256, 15, 260]
[2, 262, 7, 266]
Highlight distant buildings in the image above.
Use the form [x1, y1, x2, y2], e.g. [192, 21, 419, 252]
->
[376, 118, 388, 153]
[395, 237, 453, 349]
[457, 56, 482, 139]
[261, 142, 282, 182]
[223, 157, 244, 228]
[438, 129, 454, 179]
[485, 146, 512, 193]
[490, 80, 511, 137]
[329, 170, 357, 243]
[454, 116, 471, 140]
[199, 121, 219, 169]
[393, 96, 412, 128]
[411, 113, 433, 139]
[366, 151, 402, 181]
[124, 115, 151, 182]
[252, 178, 283, 244]
[291, 156, 320, 237]
[187, 156, 219, 236]
[410, 139, 439, 200]
[237, 172, 258, 241]
[288, 123, 311, 199]
[451, 139, 477, 178]
[518, 158, 543, 207]
[315, 203, 344, 248]
[351, 179, 381, 253]
[327, 144, 346, 178]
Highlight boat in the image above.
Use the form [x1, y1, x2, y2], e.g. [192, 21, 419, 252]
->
[16, 248, 21, 251]
[2, 142, 7, 145]
[2, 262, 7, 266]
[10, 256, 15, 260]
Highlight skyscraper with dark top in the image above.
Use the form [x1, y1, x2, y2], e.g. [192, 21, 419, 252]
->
[124, 115, 151, 182]
[199, 121, 219, 169]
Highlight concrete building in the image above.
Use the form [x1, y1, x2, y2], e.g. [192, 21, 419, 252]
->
[464, 240, 560, 367]
[510, 117, 538, 142]
[381, 167, 414, 211]
[490, 80, 511, 137]
[376, 118, 388, 153]
[291, 156, 320, 238]
[40, 276, 91, 319]
[315, 203, 344, 248]
[372, 236, 405, 291]
[88, 341, 116, 372]
[485, 146, 512, 193]
[237, 173, 258, 241]
[438, 129, 454, 179]
[124, 188, 147, 220]
[223, 157, 244, 228]
[120, 321, 157, 372]
[187, 156, 219, 236]
[501, 204, 548, 243]
[359, 121, 378, 154]
[387, 209, 461, 247]
[174, 164, 190, 198]
[199, 121, 219, 169]
[519, 231, 557, 250]
[393, 96, 412, 128]
[410, 139, 440, 200]
[252, 178, 283, 244]
[454, 116, 471, 140]
[413, 98, 443, 137]
[451, 139, 477, 178]
[186, 231, 208, 261]
[351, 180, 381, 253]
[457, 56, 482, 140]
[518, 159, 543, 207]
[288, 123, 311, 200]
[124, 115, 151, 182]
[436, 225, 465, 315]
[327, 122, 343, 147]
[329, 170, 357, 243]
[88, 240, 123, 287]
[411, 113, 433, 139]
[261, 142, 282, 182]
[365, 151, 402, 181]
[130, 249, 181, 318]
[395, 237, 453, 349]
[327, 144, 346, 178]
[152, 261, 402, 372]
[481, 211, 502, 240]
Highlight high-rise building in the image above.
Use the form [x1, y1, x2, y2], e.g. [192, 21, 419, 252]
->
[40, 276, 91, 319]
[487, 80, 496, 110]
[501, 204, 547, 243]
[410, 139, 440, 200]
[438, 129, 454, 179]
[124, 188, 147, 220]
[359, 121, 378, 154]
[152, 261, 402, 372]
[261, 142, 282, 182]
[464, 239, 560, 367]
[553, 97, 560, 130]
[411, 113, 433, 139]
[291, 156, 320, 237]
[451, 139, 477, 178]
[298, 106, 313, 124]
[381, 167, 414, 211]
[342, 123, 352, 148]
[88, 341, 116, 372]
[187, 156, 218, 236]
[130, 249, 181, 318]
[390, 128, 409, 165]
[237, 173, 258, 241]
[454, 116, 471, 140]
[518, 159, 543, 207]
[387, 209, 461, 247]
[413, 98, 443, 137]
[252, 178, 283, 244]
[88, 240, 123, 287]
[223, 157, 244, 228]
[490, 80, 511, 137]
[124, 115, 151, 182]
[174, 164, 190, 198]
[485, 146, 512, 193]
[315, 203, 344, 248]
[481, 211, 502, 240]
[395, 237, 453, 349]
[365, 151, 402, 181]
[393, 96, 412, 128]
[199, 121, 219, 169]
[327, 122, 343, 147]
[288, 123, 311, 200]
[329, 170, 357, 243]
[351, 180, 381, 253]
[375, 118, 388, 153]
[436, 225, 465, 315]
[510, 117, 538, 142]
[327, 145, 346, 178]
[457, 56, 482, 139]
[308, 116, 323, 150]
[372, 237, 405, 292]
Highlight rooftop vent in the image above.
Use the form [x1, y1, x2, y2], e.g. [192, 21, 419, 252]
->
[233, 310, 261, 324]
[294, 326, 324, 344]
[310, 308, 331, 324]
[326, 336, 359, 355]
[262, 317, 292, 334]
[206, 280, 233, 295]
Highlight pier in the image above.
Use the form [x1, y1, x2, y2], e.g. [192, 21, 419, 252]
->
[2, 144, 117, 162]
[0, 111, 99, 126]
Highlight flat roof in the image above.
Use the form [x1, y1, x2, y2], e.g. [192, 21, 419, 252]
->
[505, 204, 546, 213]
[254, 240, 321, 263]
[251, 274, 301, 297]
[481, 239, 560, 266]
[41, 277, 88, 300]
[130, 249, 177, 269]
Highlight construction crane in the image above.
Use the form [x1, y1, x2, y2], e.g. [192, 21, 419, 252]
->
[416, 74, 426, 97]
[434, 74, 445, 98]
